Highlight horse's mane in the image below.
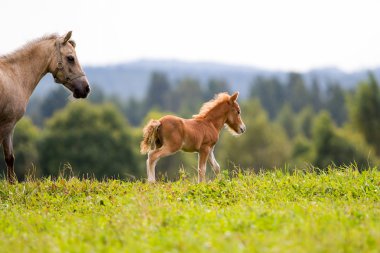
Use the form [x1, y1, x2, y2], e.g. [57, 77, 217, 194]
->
[0, 34, 59, 60]
[193, 92, 230, 119]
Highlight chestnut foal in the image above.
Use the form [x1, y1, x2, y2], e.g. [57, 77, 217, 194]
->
[141, 92, 246, 183]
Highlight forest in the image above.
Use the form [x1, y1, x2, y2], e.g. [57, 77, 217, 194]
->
[3, 71, 380, 181]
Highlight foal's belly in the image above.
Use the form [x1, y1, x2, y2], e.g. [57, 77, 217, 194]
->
[181, 129, 202, 152]
[181, 144, 198, 153]
[180, 134, 199, 152]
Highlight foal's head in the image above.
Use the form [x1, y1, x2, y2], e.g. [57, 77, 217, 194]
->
[50, 31, 90, 98]
[225, 92, 246, 135]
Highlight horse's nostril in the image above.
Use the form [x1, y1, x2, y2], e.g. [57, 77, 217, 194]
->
[85, 85, 90, 93]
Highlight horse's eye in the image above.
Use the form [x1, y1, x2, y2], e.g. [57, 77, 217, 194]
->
[66, 56, 75, 63]
[237, 110, 241, 115]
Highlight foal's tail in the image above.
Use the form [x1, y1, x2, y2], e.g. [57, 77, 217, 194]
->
[140, 120, 162, 154]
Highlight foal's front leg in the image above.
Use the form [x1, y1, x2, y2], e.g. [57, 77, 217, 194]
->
[198, 147, 211, 183]
[208, 148, 221, 176]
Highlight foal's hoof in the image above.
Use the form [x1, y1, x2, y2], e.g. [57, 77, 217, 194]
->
[147, 179, 156, 184]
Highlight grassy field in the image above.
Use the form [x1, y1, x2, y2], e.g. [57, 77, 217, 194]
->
[0, 167, 379, 253]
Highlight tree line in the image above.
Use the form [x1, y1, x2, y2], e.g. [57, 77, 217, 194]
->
[3, 71, 380, 180]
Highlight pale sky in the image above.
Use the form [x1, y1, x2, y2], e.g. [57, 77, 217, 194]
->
[1, 0, 380, 72]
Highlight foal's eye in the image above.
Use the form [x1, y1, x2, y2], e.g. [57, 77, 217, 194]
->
[66, 56, 75, 63]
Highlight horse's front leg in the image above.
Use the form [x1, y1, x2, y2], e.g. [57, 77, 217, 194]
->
[198, 147, 211, 183]
[2, 131, 17, 184]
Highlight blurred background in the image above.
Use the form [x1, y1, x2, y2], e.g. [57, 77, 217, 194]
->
[1, 0, 380, 180]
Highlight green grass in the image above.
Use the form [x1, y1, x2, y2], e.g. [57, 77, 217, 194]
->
[0, 167, 380, 252]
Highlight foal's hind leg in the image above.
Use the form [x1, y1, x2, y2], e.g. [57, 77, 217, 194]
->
[2, 132, 17, 184]
[147, 146, 177, 183]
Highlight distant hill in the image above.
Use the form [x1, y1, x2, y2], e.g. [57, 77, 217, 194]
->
[33, 59, 380, 100]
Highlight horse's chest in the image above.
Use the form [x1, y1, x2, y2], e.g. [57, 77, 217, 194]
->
[0, 98, 26, 127]
[0, 79, 27, 121]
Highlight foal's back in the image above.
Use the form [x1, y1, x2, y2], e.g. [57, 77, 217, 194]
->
[158, 115, 218, 153]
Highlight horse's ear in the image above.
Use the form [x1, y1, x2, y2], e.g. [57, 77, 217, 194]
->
[68, 40, 76, 48]
[63, 31, 72, 44]
[230, 92, 239, 102]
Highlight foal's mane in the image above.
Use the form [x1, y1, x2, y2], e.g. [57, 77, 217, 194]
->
[193, 92, 230, 119]
[0, 34, 59, 60]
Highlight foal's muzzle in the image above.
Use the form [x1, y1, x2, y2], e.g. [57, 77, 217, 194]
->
[239, 124, 246, 134]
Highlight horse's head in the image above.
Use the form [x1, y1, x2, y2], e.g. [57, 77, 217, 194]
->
[50, 31, 90, 98]
[226, 92, 246, 135]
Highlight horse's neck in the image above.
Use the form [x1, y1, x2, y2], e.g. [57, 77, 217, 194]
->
[8, 40, 54, 99]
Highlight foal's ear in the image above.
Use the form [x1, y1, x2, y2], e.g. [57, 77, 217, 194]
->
[230, 92, 239, 102]
[63, 31, 73, 44]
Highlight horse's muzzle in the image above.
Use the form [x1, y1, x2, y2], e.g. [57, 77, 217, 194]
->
[72, 76, 90, 98]
[73, 85, 90, 98]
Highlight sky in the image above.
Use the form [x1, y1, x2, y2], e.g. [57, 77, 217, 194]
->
[1, 0, 380, 72]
